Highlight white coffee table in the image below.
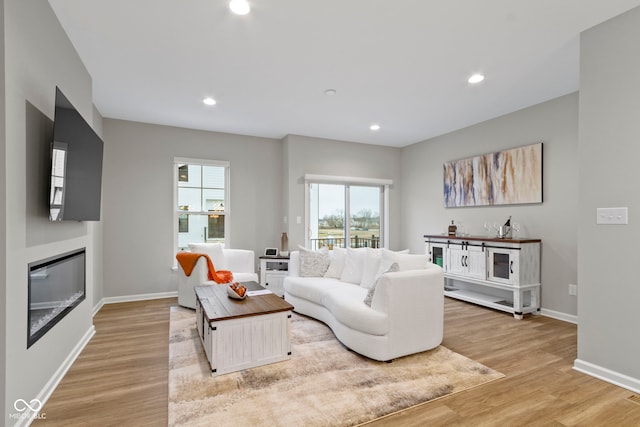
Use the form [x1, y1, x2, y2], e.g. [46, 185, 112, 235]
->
[195, 282, 294, 376]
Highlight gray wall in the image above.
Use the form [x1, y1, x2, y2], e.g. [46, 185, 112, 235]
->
[3, 1, 101, 424]
[100, 127, 405, 297]
[400, 93, 579, 318]
[101, 120, 283, 297]
[283, 135, 403, 250]
[577, 6, 640, 383]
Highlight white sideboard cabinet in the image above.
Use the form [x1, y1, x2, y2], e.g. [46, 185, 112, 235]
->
[424, 235, 541, 319]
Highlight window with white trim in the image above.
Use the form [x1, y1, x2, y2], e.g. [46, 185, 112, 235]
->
[174, 158, 229, 251]
[305, 175, 391, 250]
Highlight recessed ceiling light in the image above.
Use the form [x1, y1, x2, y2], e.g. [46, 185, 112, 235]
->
[370, 124, 381, 131]
[229, 0, 250, 15]
[468, 73, 485, 84]
[203, 97, 216, 106]
[324, 89, 337, 96]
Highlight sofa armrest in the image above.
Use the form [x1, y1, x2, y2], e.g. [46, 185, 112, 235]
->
[223, 249, 255, 274]
[371, 268, 444, 351]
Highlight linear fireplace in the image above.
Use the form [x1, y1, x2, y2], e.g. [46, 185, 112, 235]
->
[28, 248, 86, 348]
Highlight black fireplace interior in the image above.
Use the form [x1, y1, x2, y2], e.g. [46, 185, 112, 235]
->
[28, 248, 86, 348]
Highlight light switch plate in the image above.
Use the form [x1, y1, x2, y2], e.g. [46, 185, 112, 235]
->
[596, 207, 628, 225]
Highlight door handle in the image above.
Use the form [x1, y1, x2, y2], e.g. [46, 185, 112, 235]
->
[510, 261, 514, 274]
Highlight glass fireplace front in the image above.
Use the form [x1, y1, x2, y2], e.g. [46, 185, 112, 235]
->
[28, 248, 86, 348]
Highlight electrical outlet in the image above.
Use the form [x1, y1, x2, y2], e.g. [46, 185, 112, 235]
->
[568, 284, 577, 296]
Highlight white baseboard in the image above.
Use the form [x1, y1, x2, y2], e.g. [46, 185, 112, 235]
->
[92, 292, 177, 317]
[15, 325, 96, 427]
[540, 308, 578, 324]
[574, 359, 640, 394]
[92, 299, 105, 317]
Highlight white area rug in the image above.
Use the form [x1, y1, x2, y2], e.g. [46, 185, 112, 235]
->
[168, 306, 503, 426]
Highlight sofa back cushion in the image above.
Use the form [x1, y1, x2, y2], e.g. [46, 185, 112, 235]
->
[288, 251, 300, 277]
[359, 248, 382, 289]
[360, 248, 409, 289]
[340, 248, 368, 284]
[363, 262, 399, 306]
[376, 249, 428, 277]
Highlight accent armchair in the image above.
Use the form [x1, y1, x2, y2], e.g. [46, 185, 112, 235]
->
[177, 243, 259, 309]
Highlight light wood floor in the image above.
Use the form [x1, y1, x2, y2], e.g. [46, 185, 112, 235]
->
[36, 298, 640, 426]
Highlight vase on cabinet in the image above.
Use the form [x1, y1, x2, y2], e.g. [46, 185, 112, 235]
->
[280, 232, 289, 257]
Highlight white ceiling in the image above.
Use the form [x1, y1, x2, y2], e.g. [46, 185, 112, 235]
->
[48, 0, 640, 148]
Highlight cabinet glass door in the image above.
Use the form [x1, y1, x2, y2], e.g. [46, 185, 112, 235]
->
[487, 248, 519, 285]
[493, 253, 510, 279]
[430, 245, 447, 269]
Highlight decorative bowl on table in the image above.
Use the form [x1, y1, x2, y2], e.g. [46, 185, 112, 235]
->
[227, 283, 247, 300]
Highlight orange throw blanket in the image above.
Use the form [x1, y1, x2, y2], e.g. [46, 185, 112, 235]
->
[176, 252, 234, 284]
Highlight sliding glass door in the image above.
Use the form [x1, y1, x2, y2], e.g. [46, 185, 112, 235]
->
[349, 185, 381, 248]
[308, 183, 382, 250]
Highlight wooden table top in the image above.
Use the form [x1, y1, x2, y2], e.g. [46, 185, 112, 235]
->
[195, 281, 293, 323]
[424, 234, 541, 244]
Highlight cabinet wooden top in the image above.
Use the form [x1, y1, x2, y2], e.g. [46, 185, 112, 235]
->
[424, 234, 541, 244]
[195, 281, 293, 323]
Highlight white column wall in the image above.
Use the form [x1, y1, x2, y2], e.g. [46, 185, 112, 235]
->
[576, 5, 640, 389]
[3, 1, 101, 424]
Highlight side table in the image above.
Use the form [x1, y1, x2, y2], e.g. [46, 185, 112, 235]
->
[259, 255, 290, 297]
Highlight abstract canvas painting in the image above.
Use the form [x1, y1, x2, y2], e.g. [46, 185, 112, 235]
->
[443, 143, 543, 207]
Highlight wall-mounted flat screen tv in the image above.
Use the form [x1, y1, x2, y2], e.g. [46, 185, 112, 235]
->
[49, 87, 104, 221]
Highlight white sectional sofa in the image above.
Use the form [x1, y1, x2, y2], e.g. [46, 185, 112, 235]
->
[177, 243, 258, 309]
[283, 247, 444, 361]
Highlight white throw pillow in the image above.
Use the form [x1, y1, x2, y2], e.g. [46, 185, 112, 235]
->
[340, 247, 367, 284]
[376, 249, 426, 276]
[188, 243, 226, 270]
[298, 246, 330, 277]
[364, 262, 399, 307]
[360, 248, 383, 289]
[324, 247, 347, 279]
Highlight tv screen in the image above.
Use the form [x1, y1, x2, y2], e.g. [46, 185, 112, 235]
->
[49, 87, 104, 221]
